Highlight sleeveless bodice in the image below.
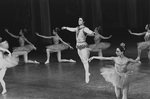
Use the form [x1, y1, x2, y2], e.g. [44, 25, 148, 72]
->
[19, 37, 25, 46]
[144, 32, 150, 41]
[76, 26, 87, 43]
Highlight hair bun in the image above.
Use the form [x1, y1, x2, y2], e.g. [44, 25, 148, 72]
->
[120, 42, 125, 47]
[120, 42, 126, 51]
[55, 27, 60, 32]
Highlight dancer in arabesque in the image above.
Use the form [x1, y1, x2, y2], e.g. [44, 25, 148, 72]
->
[5, 28, 39, 64]
[89, 43, 141, 99]
[36, 27, 76, 64]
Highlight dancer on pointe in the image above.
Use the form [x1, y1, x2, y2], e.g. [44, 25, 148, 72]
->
[62, 17, 95, 83]
[0, 40, 19, 94]
[5, 28, 39, 64]
[89, 26, 111, 57]
[128, 24, 150, 60]
[36, 27, 76, 64]
[89, 43, 141, 99]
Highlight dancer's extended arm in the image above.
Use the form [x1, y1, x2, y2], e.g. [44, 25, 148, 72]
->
[58, 35, 73, 49]
[5, 29, 19, 38]
[84, 27, 95, 36]
[22, 35, 36, 49]
[99, 34, 112, 39]
[128, 29, 146, 36]
[36, 33, 54, 39]
[62, 27, 77, 32]
[89, 56, 114, 62]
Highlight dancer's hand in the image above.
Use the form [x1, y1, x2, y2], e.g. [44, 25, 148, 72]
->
[69, 46, 73, 49]
[7, 52, 11, 57]
[35, 32, 40, 36]
[88, 57, 94, 62]
[5, 28, 8, 32]
[61, 26, 67, 30]
[32, 45, 37, 50]
[109, 35, 112, 38]
[128, 29, 132, 34]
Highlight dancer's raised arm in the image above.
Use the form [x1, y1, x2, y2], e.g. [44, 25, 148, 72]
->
[36, 33, 54, 39]
[5, 28, 19, 38]
[128, 29, 146, 36]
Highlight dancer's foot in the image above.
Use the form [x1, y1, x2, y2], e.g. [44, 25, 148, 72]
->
[135, 57, 140, 61]
[45, 61, 49, 64]
[1, 89, 7, 94]
[69, 59, 76, 62]
[85, 73, 90, 83]
[34, 60, 40, 64]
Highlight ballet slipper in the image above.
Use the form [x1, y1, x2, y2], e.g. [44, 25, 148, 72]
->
[69, 59, 76, 62]
[135, 57, 140, 61]
[85, 73, 90, 83]
[34, 60, 40, 64]
[1, 90, 7, 94]
[45, 61, 49, 64]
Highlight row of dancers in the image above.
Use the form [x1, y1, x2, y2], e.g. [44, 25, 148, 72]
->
[0, 17, 149, 99]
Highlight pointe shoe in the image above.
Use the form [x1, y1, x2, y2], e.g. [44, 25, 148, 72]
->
[70, 59, 76, 62]
[1, 90, 7, 94]
[45, 61, 49, 64]
[135, 57, 140, 61]
[85, 73, 90, 83]
[34, 60, 40, 64]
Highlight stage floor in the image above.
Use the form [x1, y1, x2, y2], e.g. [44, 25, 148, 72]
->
[0, 46, 150, 99]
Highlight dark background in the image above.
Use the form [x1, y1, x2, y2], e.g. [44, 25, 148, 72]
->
[0, 0, 150, 52]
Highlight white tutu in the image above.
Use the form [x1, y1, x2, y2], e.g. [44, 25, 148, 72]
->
[89, 42, 110, 52]
[0, 55, 19, 69]
[46, 43, 69, 52]
[100, 62, 140, 88]
[13, 44, 35, 53]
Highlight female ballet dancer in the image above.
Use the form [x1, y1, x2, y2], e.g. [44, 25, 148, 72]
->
[0, 40, 19, 94]
[5, 28, 39, 64]
[89, 43, 141, 99]
[128, 24, 150, 60]
[62, 17, 95, 83]
[36, 27, 76, 64]
[89, 26, 111, 56]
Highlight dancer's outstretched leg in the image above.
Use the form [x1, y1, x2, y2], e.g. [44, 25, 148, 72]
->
[45, 49, 50, 64]
[0, 69, 7, 94]
[57, 51, 76, 62]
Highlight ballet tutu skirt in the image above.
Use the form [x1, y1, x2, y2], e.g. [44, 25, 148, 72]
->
[89, 42, 110, 52]
[46, 43, 69, 52]
[13, 44, 35, 53]
[0, 54, 19, 69]
[100, 62, 141, 88]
